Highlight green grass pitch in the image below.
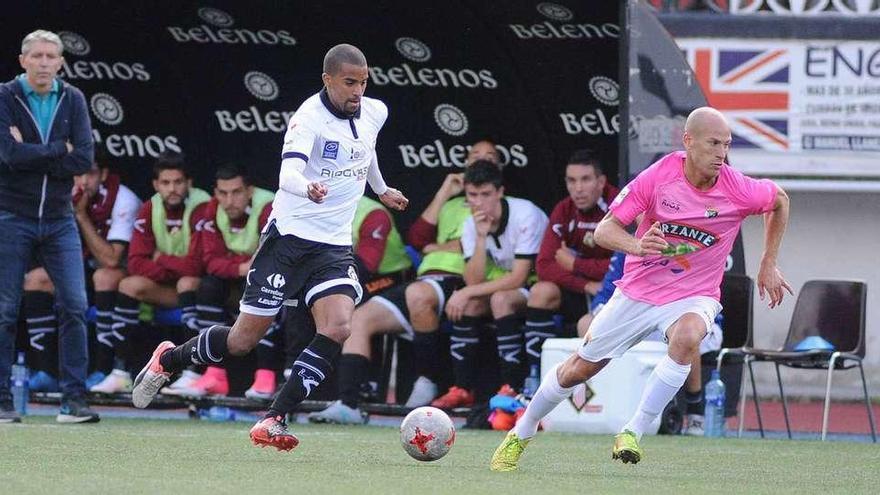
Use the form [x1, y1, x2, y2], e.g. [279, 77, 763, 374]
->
[1, 418, 878, 494]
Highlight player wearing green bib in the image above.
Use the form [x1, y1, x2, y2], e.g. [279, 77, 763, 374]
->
[160, 164, 276, 400]
[107, 153, 209, 391]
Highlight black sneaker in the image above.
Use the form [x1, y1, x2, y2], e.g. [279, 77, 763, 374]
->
[0, 401, 22, 424]
[57, 398, 100, 424]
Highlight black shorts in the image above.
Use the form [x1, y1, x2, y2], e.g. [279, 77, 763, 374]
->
[370, 274, 464, 339]
[239, 222, 362, 317]
[362, 269, 412, 301]
[559, 288, 590, 325]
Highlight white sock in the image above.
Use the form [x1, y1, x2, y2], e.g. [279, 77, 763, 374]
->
[513, 363, 575, 440]
[622, 354, 691, 439]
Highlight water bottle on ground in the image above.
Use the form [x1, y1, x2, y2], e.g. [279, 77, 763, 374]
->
[200, 406, 236, 421]
[522, 364, 540, 399]
[11, 352, 29, 416]
[703, 369, 726, 437]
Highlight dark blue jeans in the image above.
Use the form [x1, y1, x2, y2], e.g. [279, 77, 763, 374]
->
[0, 210, 88, 402]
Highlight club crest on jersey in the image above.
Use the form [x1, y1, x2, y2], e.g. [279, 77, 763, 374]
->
[322, 140, 339, 159]
[705, 206, 718, 218]
[349, 146, 366, 161]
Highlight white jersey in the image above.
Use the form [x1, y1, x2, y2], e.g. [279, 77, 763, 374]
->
[105, 184, 141, 243]
[270, 89, 388, 245]
[461, 197, 548, 271]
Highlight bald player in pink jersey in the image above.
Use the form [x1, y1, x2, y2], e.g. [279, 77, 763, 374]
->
[491, 107, 793, 471]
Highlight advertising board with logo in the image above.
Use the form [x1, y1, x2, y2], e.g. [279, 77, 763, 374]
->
[2, 1, 620, 228]
[674, 38, 880, 177]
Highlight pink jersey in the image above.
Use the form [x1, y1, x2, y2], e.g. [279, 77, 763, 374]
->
[609, 151, 776, 305]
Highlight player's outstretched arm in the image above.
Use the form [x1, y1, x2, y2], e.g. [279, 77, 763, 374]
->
[595, 212, 668, 256]
[379, 188, 408, 211]
[757, 185, 793, 309]
[364, 153, 407, 210]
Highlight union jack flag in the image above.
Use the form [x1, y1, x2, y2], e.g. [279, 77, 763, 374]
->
[682, 45, 791, 151]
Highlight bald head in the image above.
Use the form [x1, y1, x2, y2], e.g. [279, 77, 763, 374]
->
[682, 106, 731, 186]
[323, 44, 367, 75]
[685, 106, 729, 137]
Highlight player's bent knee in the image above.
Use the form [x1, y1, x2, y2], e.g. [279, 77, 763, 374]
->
[489, 290, 523, 316]
[350, 311, 382, 339]
[177, 276, 200, 292]
[93, 267, 124, 291]
[463, 296, 490, 317]
[528, 281, 561, 309]
[24, 268, 54, 293]
[405, 283, 438, 316]
[668, 314, 707, 351]
[118, 276, 146, 298]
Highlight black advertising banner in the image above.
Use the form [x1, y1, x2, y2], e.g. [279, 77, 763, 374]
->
[1, 1, 621, 229]
[627, 0, 706, 176]
[624, 0, 744, 274]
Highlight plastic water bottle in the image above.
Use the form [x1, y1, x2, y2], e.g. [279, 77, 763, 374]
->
[703, 369, 726, 437]
[522, 364, 540, 399]
[200, 406, 236, 422]
[11, 352, 29, 416]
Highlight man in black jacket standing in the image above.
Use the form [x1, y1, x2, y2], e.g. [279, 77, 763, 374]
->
[0, 29, 97, 423]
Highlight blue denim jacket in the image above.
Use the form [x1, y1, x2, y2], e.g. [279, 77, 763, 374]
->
[0, 78, 94, 219]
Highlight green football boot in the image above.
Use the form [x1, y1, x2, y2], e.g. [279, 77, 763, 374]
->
[490, 431, 531, 472]
[612, 429, 644, 464]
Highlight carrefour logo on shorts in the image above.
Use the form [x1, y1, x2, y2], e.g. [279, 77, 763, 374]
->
[370, 37, 497, 89]
[509, 2, 619, 40]
[57, 31, 151, 82]
[168, 6, 296, 46]
[267, 273, 286, 289]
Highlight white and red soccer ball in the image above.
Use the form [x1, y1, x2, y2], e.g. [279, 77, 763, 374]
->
[399, 406, 455, 461]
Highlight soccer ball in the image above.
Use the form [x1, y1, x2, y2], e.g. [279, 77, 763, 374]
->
[399, 406, 455, 461]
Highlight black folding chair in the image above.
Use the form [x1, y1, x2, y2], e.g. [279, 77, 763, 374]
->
[741, 280, 876, 442]
[712, 273, 762, 437]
